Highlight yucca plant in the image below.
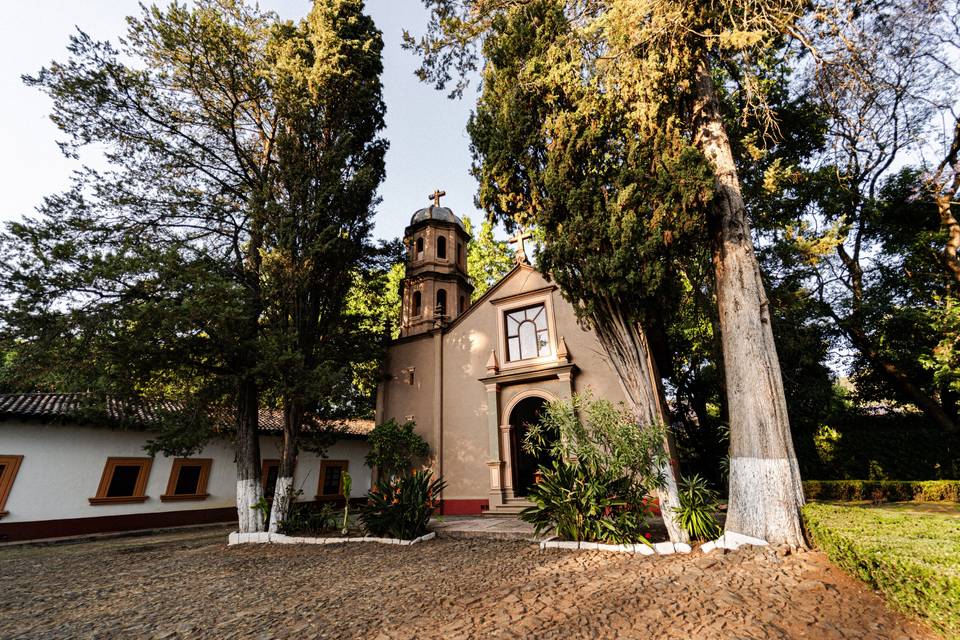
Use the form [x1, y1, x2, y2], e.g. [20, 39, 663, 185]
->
[673, 474, 722, 541]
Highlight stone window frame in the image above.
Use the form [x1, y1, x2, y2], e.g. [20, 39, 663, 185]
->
[160, 458, 212, 502]
[412, 290, 423, 317]
[315, 460, 350, 500]
[493, 287, 559, 371]
[0, 454, 24, 518]
[437, 235, 447, 260]
[89, 457, 153, 505]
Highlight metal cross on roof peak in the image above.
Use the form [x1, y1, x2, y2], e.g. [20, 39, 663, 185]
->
[429, 189, 446, 207]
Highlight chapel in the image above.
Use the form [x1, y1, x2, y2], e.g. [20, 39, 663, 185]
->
[375, 192, 628, 515]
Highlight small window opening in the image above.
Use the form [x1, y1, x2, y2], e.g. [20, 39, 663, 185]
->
[436, 289, 447, 316]
[162, 458, 212, 501]
[415, 237, 424, 255]
[90, 457, 152, 504]
[437, 235, 447, 259]
[262, 460, 281, 500]
[413, 290, 422, 316]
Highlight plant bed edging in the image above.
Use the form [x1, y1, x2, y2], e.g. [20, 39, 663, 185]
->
[538, 537, 693, 555]
[700, 532, 768, 553]
[228, 531, 436, 546]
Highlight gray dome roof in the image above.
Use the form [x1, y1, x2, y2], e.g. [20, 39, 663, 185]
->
[410, 205, 465, 230]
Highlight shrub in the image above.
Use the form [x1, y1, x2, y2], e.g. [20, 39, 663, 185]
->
[520, 460, 654, 544]
[804, 480, 960, 503]
[803, 503, 960, 637]
[365, 418, 430, 481]
[278, 502, 338, 536]
[360, 469, 445, 540]
[519, 393, 665, 543]
[673, 474, 722, 541]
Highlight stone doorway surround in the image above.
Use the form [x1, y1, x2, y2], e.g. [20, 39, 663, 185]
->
[479, 361, 576, 515]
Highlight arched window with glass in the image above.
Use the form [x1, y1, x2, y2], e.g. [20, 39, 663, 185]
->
[505, 304, 551, 361]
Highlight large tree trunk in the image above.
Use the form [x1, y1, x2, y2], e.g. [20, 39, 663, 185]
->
[268, 400, 303, 532]
[691, 60, 806, 547]
[236, 375, 265, 533]
[592, 299, 689, 544]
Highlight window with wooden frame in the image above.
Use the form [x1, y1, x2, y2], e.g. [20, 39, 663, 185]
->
[0, 455, 24, 517]
[262, 459, 281, 500]
[316, 460, 349, 499]
[90, 457, 152, 504]
[160, 458, 212, 501]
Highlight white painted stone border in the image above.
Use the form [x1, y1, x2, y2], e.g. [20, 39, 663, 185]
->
[700, 531, 768, 553]
[538, 538, 692, 555]
[228, 531, 436, 547]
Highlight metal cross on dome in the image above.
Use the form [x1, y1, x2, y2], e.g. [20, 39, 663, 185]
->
[508, 228, 533, 265]
[429, 189, 446, 207]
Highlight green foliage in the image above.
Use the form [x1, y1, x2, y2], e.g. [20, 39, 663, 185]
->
[462, 215, 514, 300]
[800, 412, 960, 480]
[359, 470, 445, 540]
[519, 393, 666, 543]
[520, 460, 654, 544]
[803, 503, 960, 637]
[0, 0, 389, 455]
[340, 471, 352, 533]
[364, 419, 431, 480]
[672, 475, 722, 541]
[804, 480, 960, 503]
[278, 502, 339, 536]
[524, 392, 669, 494]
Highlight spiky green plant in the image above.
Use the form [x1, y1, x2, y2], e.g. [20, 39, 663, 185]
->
[673, 474, 722, 541]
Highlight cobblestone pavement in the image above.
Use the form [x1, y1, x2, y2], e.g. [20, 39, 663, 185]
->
[0, 526, 934, 640]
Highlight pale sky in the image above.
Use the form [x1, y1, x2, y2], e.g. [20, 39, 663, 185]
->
[0, 1, 481, 243]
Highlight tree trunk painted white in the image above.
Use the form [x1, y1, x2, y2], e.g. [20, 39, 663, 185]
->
[591, 299, 689, 544]
[691, 60, 805, 547]
[268, 476, 295, 533]
[267, 401, 303, 533]
[235, 376, 265, 533]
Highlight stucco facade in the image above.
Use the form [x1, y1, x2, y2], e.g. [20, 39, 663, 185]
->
[0, 421, 370, 541]
[379, 254, 628, 515]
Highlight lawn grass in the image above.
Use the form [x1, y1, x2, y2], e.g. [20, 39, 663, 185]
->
[803, 503, 960, 638]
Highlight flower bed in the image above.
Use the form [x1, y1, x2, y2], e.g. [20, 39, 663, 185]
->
[228, 531, 436, 546]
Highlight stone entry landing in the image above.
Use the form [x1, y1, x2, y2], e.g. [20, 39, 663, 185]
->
[430, 516, 543, 541]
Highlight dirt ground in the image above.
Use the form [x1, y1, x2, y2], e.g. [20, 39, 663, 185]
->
[0, 526, 934, 639]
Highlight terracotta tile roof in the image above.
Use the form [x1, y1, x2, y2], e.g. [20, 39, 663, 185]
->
[0, 393, 374, 438]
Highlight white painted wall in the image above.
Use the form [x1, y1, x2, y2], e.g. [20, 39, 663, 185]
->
[0, 421, 370, 523]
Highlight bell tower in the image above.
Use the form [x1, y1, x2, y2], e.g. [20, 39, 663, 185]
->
[399, 190, 474, 337]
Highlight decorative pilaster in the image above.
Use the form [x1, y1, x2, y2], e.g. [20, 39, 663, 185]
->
[484, 382, 505, 508]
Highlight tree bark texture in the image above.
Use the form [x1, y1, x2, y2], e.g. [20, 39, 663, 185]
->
[268, 401, 303, 532]
[692, 60, 806, 547]
[591, 299, 689, 544]
[235, 375, 265, 533]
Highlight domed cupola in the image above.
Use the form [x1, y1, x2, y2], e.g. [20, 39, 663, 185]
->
[399, 190, 474, 337]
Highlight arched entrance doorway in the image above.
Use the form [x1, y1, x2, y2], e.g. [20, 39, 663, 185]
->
[508, 395, 550, 498]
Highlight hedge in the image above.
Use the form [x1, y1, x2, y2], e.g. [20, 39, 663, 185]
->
[804, 480, 960, 503]
[803, 503, 960, 638]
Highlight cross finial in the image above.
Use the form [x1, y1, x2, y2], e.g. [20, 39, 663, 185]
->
[429, 189, 446, 207]
[508, 228, 534, 265]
